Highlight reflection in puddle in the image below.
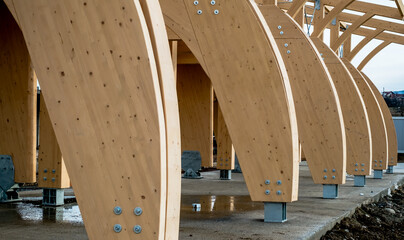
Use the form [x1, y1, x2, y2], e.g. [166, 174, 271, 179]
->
[0, 195, 261, 225]
[181, 195, 263, 220]
[0, 202, 83, 225]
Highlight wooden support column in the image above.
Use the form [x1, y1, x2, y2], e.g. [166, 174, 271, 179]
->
[330, 17, 340, 54]
[342, 59, 389, 171]
[0, 1, 37, 183]
[311, 38, 372, 176]
[313, 0, 325, 40]
[6, 0, 177, 238]
[37, 95, 70, 189]
[343, 34, 351, 58]
[216, 103, 235, 170]
[361, 73, 398, 166]
[177, 64, 214, 168]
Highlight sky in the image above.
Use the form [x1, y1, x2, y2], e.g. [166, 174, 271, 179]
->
[304, 0, 404, 92]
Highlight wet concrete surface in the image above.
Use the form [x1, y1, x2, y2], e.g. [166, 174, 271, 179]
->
[0, 163, 403, 240]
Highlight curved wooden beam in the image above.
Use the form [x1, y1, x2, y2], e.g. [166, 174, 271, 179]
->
[330, 12, 374, 51]
[0, 2, 37, 183]
[361, 72, 398, 166]
[161, 0, 300, 202]
[311, 37, 372, 176]
[139, 0, 182, 237]
[358, 41, 391, 70]
[346, 28, 384, 61]
[287, 0, 308, 19]
[342, 59, 389, 170]
[261, 5, 346, 185]
[312, 0, 355, 38]
[7, 0, 177, 239]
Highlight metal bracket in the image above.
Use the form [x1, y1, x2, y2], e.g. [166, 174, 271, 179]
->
[386, 166, 394, 174]
[323, 184, 338, 199]
[374, 170, 383, 179]
[264, 202, 287, 223]
[43, 188, 65, 206]
[331, 18, 337, 26]
[354, 175, 366, 187]
[220, 170, 231, 180]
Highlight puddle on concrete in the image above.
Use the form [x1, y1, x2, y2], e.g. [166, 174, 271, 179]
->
[181, 195, 263, 220]
[0, 202, 83, 225]
[0, 195, 262, 226]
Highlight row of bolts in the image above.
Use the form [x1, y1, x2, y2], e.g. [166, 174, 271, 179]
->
[113, 206, 143, 234]
[43, 168, 57, 182]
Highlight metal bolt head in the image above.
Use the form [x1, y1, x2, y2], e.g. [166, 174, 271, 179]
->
[44, 169, 48, 173]
[355, 163, 358, 166]
[210, 0, 216, 5]
[134, 207, 143, 216]
[324, 169, 327, 172]
[114, 206, 122, 215]
[133, 225, 142, 234]
[278, 25, 282, 29]
[361, 169, 364, 172]
[43, 177, 47, 181]
[324, 175, 327, 179]
[194, 0, 199, 5]
[287, 50, 291, 54]
[214, 9, 219, 15]
[355, 169, 358, 172]
[332, 176, 336, 179]
[265, 190, 270, 195]
[284, 43, 288, 47]
[332, 169, 336, 172]
[265, 180, 270, 185]
[374, 160, 377, 162]
[280, 31, 284, 35]
[276, 190, 281, 195]
[52, 169, 56, 173]
[379, 160, 382, 163]
[379, 164, 382, 167]
[375, 164, 377, 167]
[361, 163, 365, 166]
[276, 180, 282, 185]
[52, 178, 56, 182]
[113, 224, 122, 233]
[197, 10, 202, 15]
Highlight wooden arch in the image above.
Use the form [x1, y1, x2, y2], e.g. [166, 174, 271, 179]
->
[345, 28, 384, 61]
[161, 0, 300, 203]
[4, 0, 182, 239]
[358, 41, 392, 71]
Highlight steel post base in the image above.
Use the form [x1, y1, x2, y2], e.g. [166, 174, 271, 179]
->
[264, 202, 287, 223]
[43, 188, 65, 206]
[354, 175, 366, 187]
[323, 184, 338, 199]
[220, 170, 232, 180]
[374, 170, 383, 179]
[386, 166, 394, 174]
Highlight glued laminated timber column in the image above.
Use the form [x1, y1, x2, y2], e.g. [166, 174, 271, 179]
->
[161, 0, 300, 202]
[342, 59, 388, 171]
[177, 64, 214, 167]
[37, 94, 70, 189]
[5, 0, 176, 239]
[361, 72, 397, 166]
[216, 102, 235, 170]
[0, 1, 36, 183]
[311, 38, 372, 176]
[260, 5, 346, 184]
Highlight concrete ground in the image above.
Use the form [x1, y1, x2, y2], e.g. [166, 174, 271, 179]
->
[0, 162, 403, 240]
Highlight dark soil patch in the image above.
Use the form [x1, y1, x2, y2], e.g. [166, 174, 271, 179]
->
[321, 186, 404, 240]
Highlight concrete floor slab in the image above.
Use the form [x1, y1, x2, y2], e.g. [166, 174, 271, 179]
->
[0, 163, 403, 240]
